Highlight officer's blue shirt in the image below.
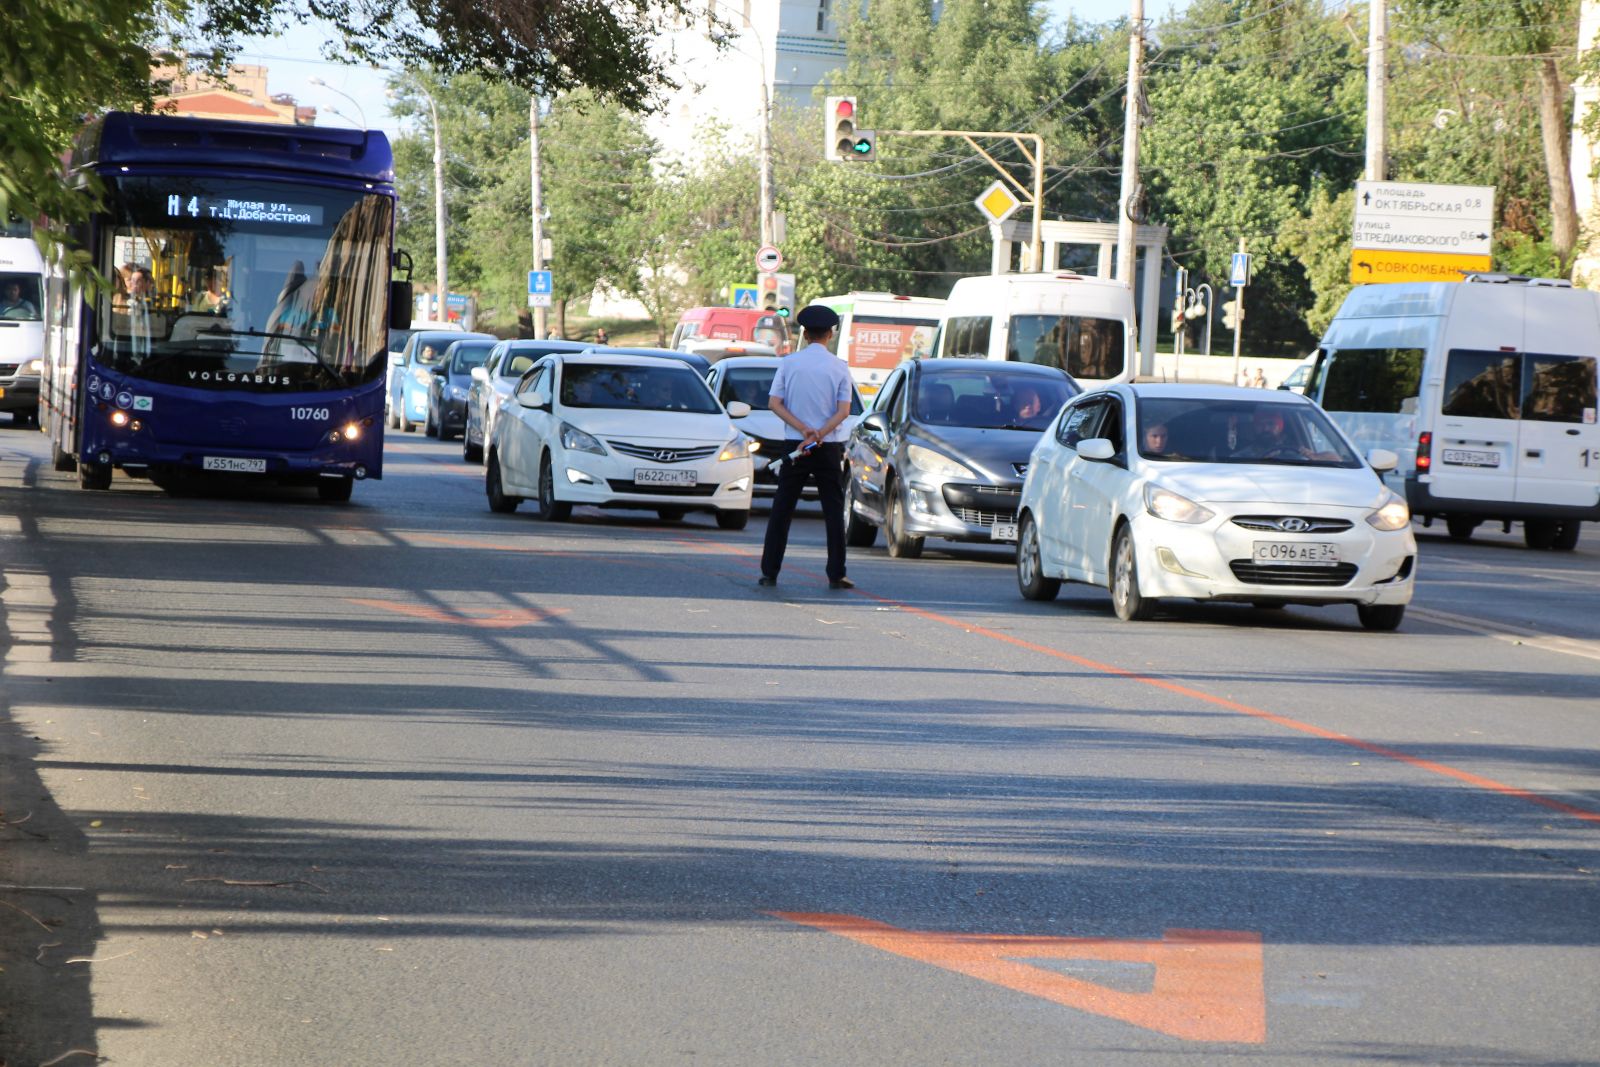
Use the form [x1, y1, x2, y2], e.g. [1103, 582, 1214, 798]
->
[768, 342, 854, 443]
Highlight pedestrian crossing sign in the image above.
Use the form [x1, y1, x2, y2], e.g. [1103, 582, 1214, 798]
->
[731, 286, 759, 309]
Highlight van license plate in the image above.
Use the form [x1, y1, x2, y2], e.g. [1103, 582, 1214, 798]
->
[1253, 541, 1340, 566]
[1441, 448, 1500, 468]
[635, 468, 697, 487]
[203, 456, 267, 473]
[990, 521, 1018, 542]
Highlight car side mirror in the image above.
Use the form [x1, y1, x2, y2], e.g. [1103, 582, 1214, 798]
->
[726, 400, 752, 418]
[470, 366, 488, 383]
[1368, 448, 1398, 472]
[388, 280, 412, 330]
[860, 411, 888, 436]
[517, 390, 550, 411]
[1078, 438, 1116, 462]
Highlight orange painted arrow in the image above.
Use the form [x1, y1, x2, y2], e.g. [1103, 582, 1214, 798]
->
[771, 913, 1265, 1044]
[346, 599, 568, 629]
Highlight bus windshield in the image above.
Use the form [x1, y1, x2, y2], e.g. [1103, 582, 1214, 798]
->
[96, 177, 393, 392]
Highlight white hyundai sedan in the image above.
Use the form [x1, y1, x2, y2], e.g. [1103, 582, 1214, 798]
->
[1016, 384, 1416, 630]
[485, 353, 755, 528]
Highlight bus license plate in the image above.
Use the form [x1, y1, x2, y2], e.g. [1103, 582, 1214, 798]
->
[1253, 541, 1340, 566]
[635, 468, 696, 487]
[990, 521, 1018, 542]
[203, 456, 267, 474]
[1441, 448, 1500, 468]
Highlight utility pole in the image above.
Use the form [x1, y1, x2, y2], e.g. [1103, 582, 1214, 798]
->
[1115, 0, 1146, 291]
[1365, 0, 1388, 181]
[759, 74, 774, 248]
[426, 92, 448, 323]
[529, 96, 547, 339]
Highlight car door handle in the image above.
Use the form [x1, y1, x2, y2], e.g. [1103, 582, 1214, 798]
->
[1525, 449, 1542, 458]
[1567, 429, 1581, 436]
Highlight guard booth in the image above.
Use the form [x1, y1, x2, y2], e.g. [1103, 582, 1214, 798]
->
[990, 219, 1167, 376]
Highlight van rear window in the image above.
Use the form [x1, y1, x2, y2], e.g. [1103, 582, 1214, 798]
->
[1523, 355, 1597, 423]
[1321, 348, 1423, 414]
[1441, 350, 1520, 420]
[1008, 315, 1124, 381]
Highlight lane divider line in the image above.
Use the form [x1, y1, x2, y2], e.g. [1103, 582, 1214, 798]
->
[1407, 606, 1600, 664]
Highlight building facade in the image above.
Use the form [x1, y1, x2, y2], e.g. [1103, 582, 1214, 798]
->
[151, 61, 315, 126]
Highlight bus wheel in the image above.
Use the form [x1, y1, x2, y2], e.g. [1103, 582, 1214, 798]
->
[78, 462, 111, 491]
[317, 476, 354, 503]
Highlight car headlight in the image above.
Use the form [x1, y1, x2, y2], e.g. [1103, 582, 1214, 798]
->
[907, 443, 975, 480]
[1144, 484, 1215, 524]
[718, 434, 751, 462]
[25, 358, 42, 373]
[448, 384, 467, 399]
[559, 421, 606, 455]
[1365, 491, 1411, 531]
[411, 368, 432, 385]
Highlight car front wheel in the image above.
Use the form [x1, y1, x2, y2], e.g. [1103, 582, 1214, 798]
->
[537, 452, 572, 522]
[486, 451, 521, 513]
[844, 476, 877, 548]
[1110, 524, 1155, 621]
[884, 479, 924, 560]
[1016, 513, 1060, 602]
[1357, 603, 1405, 631]
[716, 509, 749, 531]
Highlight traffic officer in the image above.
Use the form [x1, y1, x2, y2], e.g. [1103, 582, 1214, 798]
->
[758, 304, 854, 589]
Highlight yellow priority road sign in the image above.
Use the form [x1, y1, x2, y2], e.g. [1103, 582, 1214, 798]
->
[974, 180, 1023, 224]
[1350, 248, 1492, 284]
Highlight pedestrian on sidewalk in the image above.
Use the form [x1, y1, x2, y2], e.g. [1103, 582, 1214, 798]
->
[758, 304, 854, 590]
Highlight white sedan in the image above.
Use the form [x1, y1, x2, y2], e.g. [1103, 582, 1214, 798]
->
[486, 353, 756, 528]
[1016, 384, 1416, 630]
[704, 355, 864, 497]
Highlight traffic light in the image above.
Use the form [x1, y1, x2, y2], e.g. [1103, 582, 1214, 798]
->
[1221, 299, 1239, 331]
[759, 273, 781, 314]
[824, 96, 876, 162]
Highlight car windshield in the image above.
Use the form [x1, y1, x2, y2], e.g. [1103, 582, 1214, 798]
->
[448, 343, 494, 374]
[0, 273, 42, 321]
[561, 363, 721, 413]
[1136, 397, 1362, 467]
[914, 369, 1077, 430]
[414, 339, 454, 366]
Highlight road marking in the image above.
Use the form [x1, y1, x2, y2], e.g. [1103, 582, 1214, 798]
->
[346, 598, 567, 629]
[772, 913, 1266, 1043]
[1407, 606, 1600, 664]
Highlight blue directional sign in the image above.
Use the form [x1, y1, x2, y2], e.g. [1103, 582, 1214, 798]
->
[731, 286, 759, 309]
[528, 270, 553, 295]
[1230, 252, 1252, 288]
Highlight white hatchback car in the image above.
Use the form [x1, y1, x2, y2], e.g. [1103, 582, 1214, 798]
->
[486, 353, 756, 528]
[1016, 384, 1416, 630]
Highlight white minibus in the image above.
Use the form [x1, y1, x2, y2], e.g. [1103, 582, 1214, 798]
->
[815, 291, 944, 398]
[933, 272, 1136, 386]
[1307, 275, 1599, 550]
[0, 235, 46, 426]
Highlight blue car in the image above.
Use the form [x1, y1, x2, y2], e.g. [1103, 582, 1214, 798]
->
[388, 329, 492, 432]
[425, 338, 497, 440]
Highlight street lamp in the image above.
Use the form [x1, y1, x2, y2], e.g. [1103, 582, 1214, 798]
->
[388, 84, 448, 323]
[308, 76, 367, 127]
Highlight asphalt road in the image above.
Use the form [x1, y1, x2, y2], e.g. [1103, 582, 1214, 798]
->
[1, 423, 1596, 1066]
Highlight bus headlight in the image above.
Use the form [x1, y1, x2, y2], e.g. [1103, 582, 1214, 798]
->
[110, 410, 129, 427]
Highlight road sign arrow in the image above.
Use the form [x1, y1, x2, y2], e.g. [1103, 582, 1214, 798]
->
[1357, 260, 1372, 273]
[772, 913, 1265, 1043]
[1363, 191, 1371, 206]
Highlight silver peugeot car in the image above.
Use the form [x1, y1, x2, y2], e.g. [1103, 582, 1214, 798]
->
[844, 358, 1079, 558]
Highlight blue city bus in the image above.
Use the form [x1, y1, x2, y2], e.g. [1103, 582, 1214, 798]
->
[42, 113, 411, 501]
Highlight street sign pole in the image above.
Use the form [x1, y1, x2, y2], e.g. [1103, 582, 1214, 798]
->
[1231, 238, 1246, 388]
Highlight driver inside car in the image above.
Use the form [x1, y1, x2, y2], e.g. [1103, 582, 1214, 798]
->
[1233, 409, 1338, 462]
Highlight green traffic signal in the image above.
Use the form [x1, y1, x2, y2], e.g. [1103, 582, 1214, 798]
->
[851, 139, 871, 155]
[777, 308, 790, 317]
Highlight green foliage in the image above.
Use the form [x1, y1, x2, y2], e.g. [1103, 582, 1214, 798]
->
[1280, 187, 1353, 338]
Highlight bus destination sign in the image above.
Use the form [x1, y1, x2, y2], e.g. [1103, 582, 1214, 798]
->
[165, 195, 324, 226]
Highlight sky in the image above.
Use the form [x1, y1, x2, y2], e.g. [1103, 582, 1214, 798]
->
[232, 0, 1180, 138]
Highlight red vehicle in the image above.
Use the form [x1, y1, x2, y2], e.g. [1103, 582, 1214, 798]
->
[669, 307, 791, 354]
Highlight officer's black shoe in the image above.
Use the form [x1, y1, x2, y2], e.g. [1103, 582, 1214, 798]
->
[828, 577, 855, 590]
[757, 575, 777, 587]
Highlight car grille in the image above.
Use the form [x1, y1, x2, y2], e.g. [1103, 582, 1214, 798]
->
[605, 479, 719, 497]
[0, 364, 17, 376]
[953, 508, 1016, 528]
[1232, 516, 1354, 533]
[1012, 462, 1029, 477]
[606, 440, 719, 463]
[942, 482, 1021, 522]
[1228, 561, 1359, 586]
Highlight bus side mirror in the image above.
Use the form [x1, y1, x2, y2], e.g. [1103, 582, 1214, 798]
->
[389, 281, 413, 330]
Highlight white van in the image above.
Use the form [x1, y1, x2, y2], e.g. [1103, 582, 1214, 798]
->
[815, 291, 944, 398]
[1308, 275, 1599, 550]
[0, 236, 46, 426]
[934, 273, 1136, 387]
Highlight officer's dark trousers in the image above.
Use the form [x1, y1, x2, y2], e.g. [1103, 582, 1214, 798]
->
[760, 442, 846, 582]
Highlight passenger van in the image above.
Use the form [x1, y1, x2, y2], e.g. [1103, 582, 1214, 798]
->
[670, 307, 790, 354]
[814, 291, 944, 398]
[934, 273, 1137, 387]
[1308, 276, 1599, 550]
[0, 235, 46, 426]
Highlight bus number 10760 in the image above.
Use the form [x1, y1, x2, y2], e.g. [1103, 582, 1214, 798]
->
[290, 407, 331, 421]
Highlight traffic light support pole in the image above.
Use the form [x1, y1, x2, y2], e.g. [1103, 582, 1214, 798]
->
[1231, 237, 1246, 387]
[882, 129, 1045, 272]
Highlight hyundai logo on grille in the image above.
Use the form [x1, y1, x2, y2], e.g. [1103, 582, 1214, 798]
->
[1277, 517, 1311, 533]
[1012, 462, 1029, 476]
[653, 449, 678, 462]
